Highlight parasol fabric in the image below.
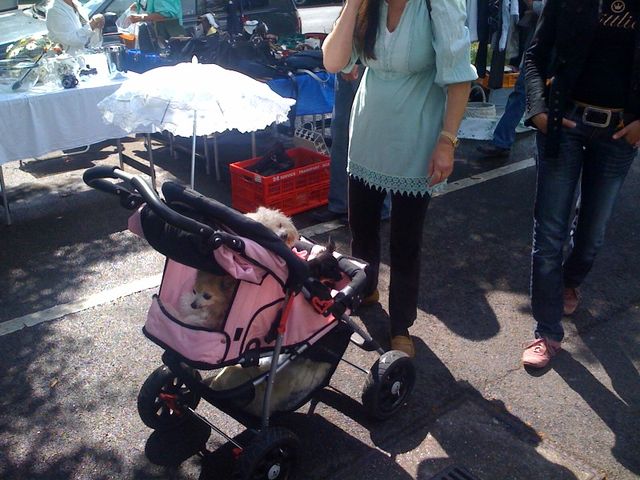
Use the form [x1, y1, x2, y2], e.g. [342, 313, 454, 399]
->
[98, 61, 295, 137]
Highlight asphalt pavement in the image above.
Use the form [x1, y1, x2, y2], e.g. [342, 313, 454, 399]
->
[1, 122, 639, 480]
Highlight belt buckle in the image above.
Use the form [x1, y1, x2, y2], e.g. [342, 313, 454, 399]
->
[581, 105, 612, 128]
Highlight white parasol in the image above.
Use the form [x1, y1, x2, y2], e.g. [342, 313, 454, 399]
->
[98, 58, 295, 188]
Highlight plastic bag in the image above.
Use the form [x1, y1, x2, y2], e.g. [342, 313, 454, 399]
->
[116, 10, 137, 34]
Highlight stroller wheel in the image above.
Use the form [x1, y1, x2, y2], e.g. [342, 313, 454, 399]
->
[362, 350, 415, 420]
[137, 365, 202, 431]
[234, 427, 299, 480]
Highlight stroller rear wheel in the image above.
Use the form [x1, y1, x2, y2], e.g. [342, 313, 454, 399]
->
[137, 365, 202, 431]
[362, 350, 415, 420]
[234, 427, 299, 480]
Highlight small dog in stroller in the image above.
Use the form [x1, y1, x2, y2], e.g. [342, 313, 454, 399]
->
[84, 166, 416, 480]
[179, 207, 299, 330]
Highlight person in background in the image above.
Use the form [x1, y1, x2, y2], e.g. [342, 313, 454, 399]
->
[521, 0, 639, 368]
[46, 0, 104, 54]
[199, 13, 220, 37]
[128, 0, 185, 44]
[476, 0, 544, 158]
[322, 0, 476, 357]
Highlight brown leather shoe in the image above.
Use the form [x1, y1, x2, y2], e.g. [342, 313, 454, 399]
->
[563, 287, 580, 315]
[391, 335, 415, 358]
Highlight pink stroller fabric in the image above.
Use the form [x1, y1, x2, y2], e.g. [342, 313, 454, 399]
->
[130, 210, 338, 367]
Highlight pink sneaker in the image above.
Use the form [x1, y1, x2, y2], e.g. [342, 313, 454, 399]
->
[522, 337, 562, 368]
[563, 287, 580, 315]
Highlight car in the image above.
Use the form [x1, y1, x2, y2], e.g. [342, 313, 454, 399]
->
[0, 0, 301, 56]
[0, 3, 48, 54]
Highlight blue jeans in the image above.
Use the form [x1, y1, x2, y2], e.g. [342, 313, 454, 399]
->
[530, 110, 637, 341]
[329, 72, 390, 217]
[492, 71, 526, 149]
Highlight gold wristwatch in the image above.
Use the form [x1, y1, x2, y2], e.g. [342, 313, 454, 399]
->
[439, 130, 460, 149]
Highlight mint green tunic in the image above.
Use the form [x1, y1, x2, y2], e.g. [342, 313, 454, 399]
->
[346, 0, 477, 196]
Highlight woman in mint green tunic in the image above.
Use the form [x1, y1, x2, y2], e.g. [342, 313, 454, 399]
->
[129, 0, 185, 43]
[323, 0, 476, 357]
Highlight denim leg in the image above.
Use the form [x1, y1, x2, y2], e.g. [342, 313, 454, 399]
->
[531, 128, 585, 342]
[563, 135, 636, 288]
[348, 176, 386, 295]
[388, 192, 430, 332]
[328, 74, 360, 214]
[492, 72, 526, 150]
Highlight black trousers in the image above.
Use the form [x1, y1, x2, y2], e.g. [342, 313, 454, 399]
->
[348, 177, 431, 333]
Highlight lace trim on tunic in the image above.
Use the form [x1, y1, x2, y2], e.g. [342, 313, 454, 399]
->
[348, 161, 446, 197]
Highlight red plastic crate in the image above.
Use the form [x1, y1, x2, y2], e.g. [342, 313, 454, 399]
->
[230, 147, 330, 216]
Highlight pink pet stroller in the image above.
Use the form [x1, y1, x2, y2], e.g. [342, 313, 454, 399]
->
[84, 166, 416, 480]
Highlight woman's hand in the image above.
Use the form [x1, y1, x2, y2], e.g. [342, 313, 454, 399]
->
[129, 13, 147, 23]
[89, 14, 105, 30]
[428, 139, 455, 186]
[532, 112, 577, 134]
[613, 119, 640, 147]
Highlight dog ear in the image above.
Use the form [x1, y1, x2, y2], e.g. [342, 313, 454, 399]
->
[326, 236, 335, 253]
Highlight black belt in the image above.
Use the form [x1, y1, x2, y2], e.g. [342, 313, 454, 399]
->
[570, 101, 624, 128]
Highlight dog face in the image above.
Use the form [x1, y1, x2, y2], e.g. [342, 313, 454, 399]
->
[308, 239, 342, 285]
[180, 271, 236, 330]
[191, 272, 229, 308]
[245, 207, 299, 248]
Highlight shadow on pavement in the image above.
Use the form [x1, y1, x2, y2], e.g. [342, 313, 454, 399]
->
[0, 195, 151, 320]
[553, 317, 640, 475]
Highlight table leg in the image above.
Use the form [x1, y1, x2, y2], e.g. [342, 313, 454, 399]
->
[146, 134, 157, 191]
[251, 131, 256, 158]
[117, 138, 124, 170]
[169, 132, 176, 160]
[213, 134, 220, 182]
[0, 165, 11, 225]
[203, 135, 211, 176]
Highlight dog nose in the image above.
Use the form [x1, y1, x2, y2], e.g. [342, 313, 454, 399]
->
[190, 301, 198, 309]
[279, 232, 288, 241]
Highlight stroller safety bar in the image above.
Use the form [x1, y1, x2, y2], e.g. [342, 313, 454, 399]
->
[84, 165, 310, 290]
[84, 166, 217, 239]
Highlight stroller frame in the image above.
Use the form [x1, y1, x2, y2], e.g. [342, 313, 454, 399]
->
[84, 165, 416, 480]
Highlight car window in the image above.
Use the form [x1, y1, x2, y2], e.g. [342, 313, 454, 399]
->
[204, 0, 284, 14]
[87, 0, 133, 16]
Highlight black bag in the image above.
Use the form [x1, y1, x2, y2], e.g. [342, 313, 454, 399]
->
[175, 32, 232, 65]
[224, 36, 287, 79]
[283, 50, 324, 71]
[137, 22, 158, 53]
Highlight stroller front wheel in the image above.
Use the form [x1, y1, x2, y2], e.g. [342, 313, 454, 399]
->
[233, 427, 299, 480]
[137, 365, 202, 431]
[362, 350, 415, 420]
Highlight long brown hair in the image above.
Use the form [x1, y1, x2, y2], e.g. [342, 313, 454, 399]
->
[354, 0, 381, 60]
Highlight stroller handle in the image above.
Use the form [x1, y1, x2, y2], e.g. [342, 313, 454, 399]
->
[83, 166, 217, 239]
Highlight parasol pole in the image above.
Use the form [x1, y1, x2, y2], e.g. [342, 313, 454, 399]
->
[191, 109, 197, 189]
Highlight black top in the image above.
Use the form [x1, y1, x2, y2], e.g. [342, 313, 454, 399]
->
[572, 0, 638, 108]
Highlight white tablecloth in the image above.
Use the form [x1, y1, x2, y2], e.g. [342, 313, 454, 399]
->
[0, 73, 136, 165]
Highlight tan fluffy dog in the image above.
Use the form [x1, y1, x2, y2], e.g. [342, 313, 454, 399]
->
[245, 207, 299, 247]
[210, 356, 332, 416]
[179, 271, 236, 330]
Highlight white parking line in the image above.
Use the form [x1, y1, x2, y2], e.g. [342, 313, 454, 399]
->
[436, 157, 535, 196]
[0, 157, 535, 337]
[0, 274, 162, 337]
